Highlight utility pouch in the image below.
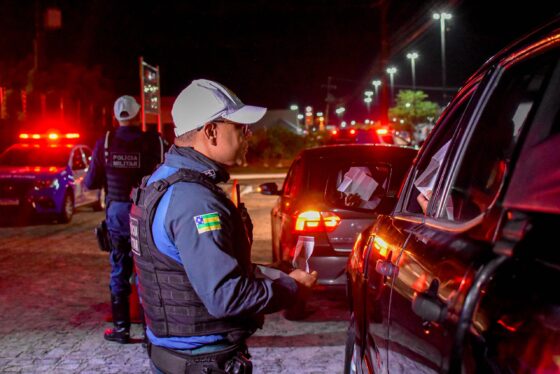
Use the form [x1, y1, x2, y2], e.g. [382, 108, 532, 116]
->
[224, 351, 252, 374]
[95, 220, 111, 252]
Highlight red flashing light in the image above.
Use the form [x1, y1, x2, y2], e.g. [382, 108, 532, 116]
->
[294, 210, 341, 233]
[18, 132, 80, 141]
[331, 130, 338, 135]
[349, 129, 356, 135]
[376, 128, 389, 135]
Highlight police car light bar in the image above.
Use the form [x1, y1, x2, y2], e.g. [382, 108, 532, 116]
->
[19, 133, 80, 140]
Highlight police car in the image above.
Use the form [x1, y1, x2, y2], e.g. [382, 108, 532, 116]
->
[0, 132, 105, 223]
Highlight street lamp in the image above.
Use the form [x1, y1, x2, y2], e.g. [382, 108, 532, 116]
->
[386, 67, 397, 105]
[433, 12, 452, 92]
[364, 90, 374, 113]
[290, 104, 299, 111]
[406, 52, 419, 90]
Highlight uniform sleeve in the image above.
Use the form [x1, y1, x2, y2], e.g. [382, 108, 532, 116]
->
[84, 139, 106, 190]
[166, 184, 299, 318]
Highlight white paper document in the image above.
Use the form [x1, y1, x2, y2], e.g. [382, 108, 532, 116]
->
[414, 140, 450, 197]
[337, 167, 379, 201]
[292, 236, 315, 272]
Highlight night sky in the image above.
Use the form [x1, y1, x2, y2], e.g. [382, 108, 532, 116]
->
[1, 0, 559, 120]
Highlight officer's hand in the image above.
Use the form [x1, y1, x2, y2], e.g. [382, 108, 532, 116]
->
[289, 269, 318, 289]
[238, 202, 254, 244]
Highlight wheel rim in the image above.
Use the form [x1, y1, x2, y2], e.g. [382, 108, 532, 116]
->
[64, 195, 73, 218]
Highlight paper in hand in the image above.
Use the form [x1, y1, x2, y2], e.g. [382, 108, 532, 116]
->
[337, 167, 378, 201]
[292, 236, 315, 272]
[414, 140, 450, 197]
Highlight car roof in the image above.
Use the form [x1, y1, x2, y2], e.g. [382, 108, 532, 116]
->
[298, 144, 417, 161]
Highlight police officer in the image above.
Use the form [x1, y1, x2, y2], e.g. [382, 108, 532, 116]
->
[129, 79, 317, 373]
[85, 95, 164, 344]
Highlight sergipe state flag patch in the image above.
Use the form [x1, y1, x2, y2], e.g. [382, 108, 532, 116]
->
[194, 212, 221, 234]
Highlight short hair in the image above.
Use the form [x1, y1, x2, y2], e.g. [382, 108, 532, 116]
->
[174, 127, 199, 146]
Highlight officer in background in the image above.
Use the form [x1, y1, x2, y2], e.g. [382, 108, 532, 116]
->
[85, 95, 164, 344]
[130, 79, 317, 373]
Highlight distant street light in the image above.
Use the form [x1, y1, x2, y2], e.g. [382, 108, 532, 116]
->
[371, 80, 382, 108]
[290, 104, 299, 111]
[386, 67, 397, 105]
[433, 12, 452, 92]
[406, 52, 419, 90]
[364, 96, 373, 113]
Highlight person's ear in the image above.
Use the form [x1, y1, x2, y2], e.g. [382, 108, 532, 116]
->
[203, 123, 218, 145]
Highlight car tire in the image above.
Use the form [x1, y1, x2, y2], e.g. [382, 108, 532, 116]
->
[57, 191, 74, 223]
[283, 299, 307, 320]
[344, 314, 358, 374]
[92, 188, 106, 211]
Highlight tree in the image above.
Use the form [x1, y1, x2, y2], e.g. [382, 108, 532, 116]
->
[388, 90, 439, 132]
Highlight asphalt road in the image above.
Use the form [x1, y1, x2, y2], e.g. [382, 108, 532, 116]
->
[0, 179, 349, 373]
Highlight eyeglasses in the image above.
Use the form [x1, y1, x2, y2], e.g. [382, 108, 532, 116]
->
[213, 120, 251, 136]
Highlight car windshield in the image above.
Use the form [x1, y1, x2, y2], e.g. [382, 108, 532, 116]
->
[0, 146, 69, 167]
[308, 158, 392, 212]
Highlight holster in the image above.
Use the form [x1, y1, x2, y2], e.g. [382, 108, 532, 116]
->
[94, 220, 111, 252]
[149, 343, 252, 374]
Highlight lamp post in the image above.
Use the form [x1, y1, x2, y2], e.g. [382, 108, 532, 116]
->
[406, 52, 419, 90]
[433, 12, 452, 92]
[386, 67, 397, 105]
[364, 90, 373, 114]
[371, 80, 381, 102]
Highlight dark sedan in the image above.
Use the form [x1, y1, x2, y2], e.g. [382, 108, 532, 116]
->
[260, 144, 417, 318]
[345, 16, 560, 373]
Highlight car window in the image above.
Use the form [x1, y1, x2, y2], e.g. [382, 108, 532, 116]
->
[0, 146, 69, 167]
[320, 162, 391, 212]
[71, 148, 86, 170]
[438, 50, 559, 222]
[403, 85, 477, 216]
[282, 158, 303, 197]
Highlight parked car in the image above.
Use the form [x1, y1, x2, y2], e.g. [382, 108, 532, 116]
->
[345, 16, 560, 373]
[0, 133, 105, 223]
[259, 144, 417, 318]
[328, 128, 395, 145]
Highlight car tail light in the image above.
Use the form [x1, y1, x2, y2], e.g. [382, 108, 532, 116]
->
[294, 210, 341, 233]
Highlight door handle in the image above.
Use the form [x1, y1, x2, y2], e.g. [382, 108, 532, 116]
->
[412, 279, 447, 322]
[375, 259, 399, 278]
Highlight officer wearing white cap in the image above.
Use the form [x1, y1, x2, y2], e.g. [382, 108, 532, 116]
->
[85, 95, 164, 344]
[129, 79, 317, 373]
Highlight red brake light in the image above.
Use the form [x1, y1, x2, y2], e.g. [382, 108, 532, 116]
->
[294, 210, 341, 233]
[349, 129, 356, 135]
[65, 133, 80, 139]
[31, 134, 41, 139]
[331, 130, 338, 135]
[376, 128, 389, 135]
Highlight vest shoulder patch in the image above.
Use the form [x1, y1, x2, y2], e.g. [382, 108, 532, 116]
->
[194, 212, 221, 234]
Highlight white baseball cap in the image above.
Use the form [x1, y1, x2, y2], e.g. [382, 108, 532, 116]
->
[172, 79, 267, 137]
[113, 95, 141, 121]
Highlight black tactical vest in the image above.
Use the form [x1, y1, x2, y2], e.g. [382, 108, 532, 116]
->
[130, 168, 260, 340]
[104, 130, 162, 202]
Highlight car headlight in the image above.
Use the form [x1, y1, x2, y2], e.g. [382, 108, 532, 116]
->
[33, 178, 59, 190]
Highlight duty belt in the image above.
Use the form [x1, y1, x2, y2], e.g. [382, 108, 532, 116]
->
[149, 343, 252, 374]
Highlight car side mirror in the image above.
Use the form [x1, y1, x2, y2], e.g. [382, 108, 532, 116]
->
[259, 182, 280, 196]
